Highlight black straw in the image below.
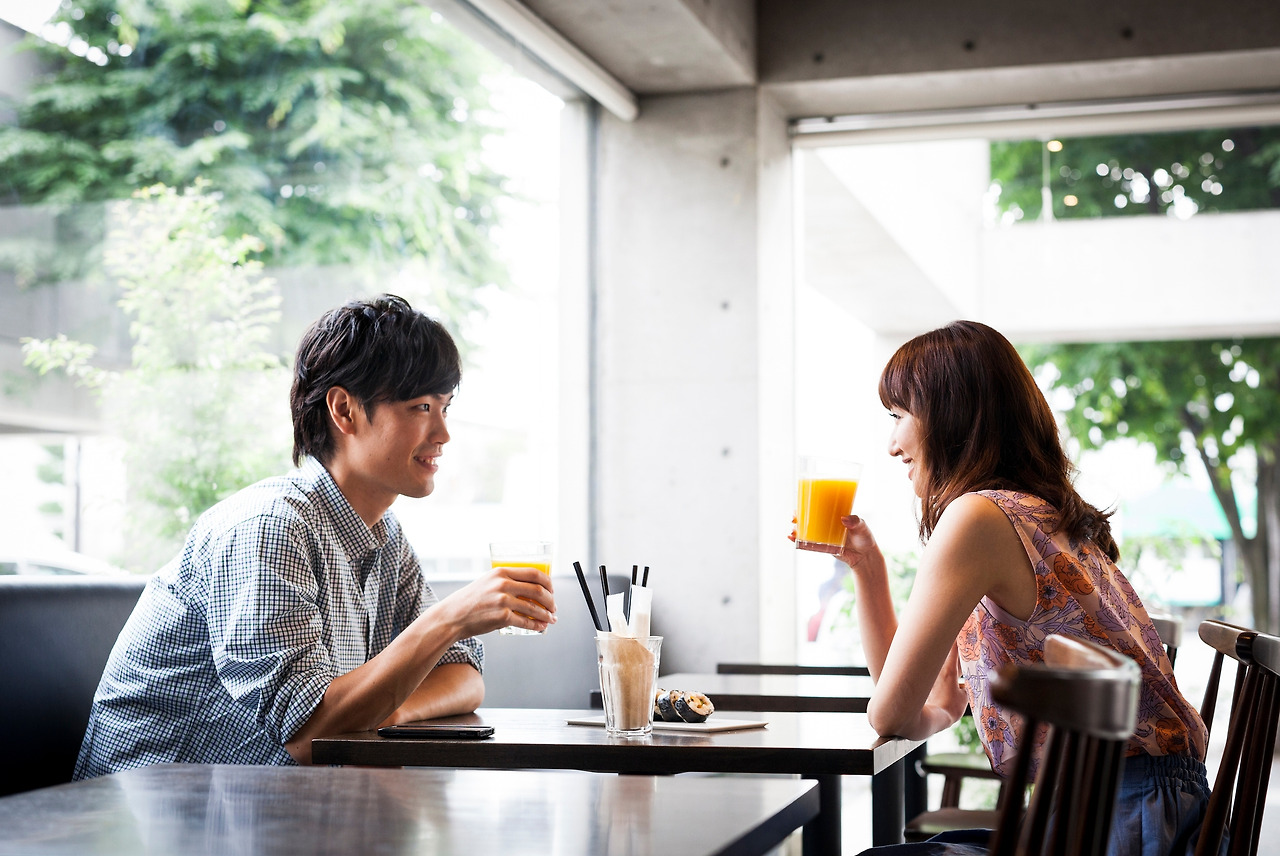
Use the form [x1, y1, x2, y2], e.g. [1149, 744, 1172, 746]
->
[573, 561, 603, 632]
[641, 566, 650, 587]
[625, 565, 638, 620]
[598, 565, 611, 631]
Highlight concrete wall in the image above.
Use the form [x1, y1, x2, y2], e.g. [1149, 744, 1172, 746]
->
[0, 22, 39, 125]
[595, 88, 765, 671]
[981, 210, 1280, 341]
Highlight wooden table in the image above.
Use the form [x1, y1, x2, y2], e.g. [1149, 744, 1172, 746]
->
[312, 707, 923, 855]
[0, 763, 819, 856]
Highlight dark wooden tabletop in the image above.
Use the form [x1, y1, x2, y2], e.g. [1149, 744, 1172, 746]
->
[590, 671, 876, 713]
[311, 708, 923, 854]
[311, 707, 909, 775]
[0, 763, 819, 856]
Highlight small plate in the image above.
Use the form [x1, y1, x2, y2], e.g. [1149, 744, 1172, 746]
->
[566, 716, 768, 733]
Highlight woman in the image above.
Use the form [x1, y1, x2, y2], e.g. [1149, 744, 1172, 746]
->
[831, 321, 1209, 856]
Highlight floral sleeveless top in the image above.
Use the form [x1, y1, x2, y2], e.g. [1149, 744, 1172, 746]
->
[957, 490, 1207, 778]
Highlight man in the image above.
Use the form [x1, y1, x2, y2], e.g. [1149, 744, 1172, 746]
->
[75, 294, 555, 776]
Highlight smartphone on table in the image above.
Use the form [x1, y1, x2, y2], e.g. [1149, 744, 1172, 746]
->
[376, 723, 495, 739]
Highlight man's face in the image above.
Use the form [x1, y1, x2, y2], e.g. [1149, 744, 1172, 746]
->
[348, 392, 452, 503]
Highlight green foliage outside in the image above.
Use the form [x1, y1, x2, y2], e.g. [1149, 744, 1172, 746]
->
[990, 126, 1280, 222]
[23, 183, 291, 572]
[1022, 338, 1280, 631]
[2, 0, 515, 564]
[0, 0, 508, 332]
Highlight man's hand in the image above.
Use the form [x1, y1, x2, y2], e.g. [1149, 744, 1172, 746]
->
[436, 565, 557, 636]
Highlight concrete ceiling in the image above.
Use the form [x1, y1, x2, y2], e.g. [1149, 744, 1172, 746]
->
[448, 0, 1280, 120]
[520, 0, 754, 94]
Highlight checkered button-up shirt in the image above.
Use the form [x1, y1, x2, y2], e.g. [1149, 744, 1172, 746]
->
[74, 457, 483, 779]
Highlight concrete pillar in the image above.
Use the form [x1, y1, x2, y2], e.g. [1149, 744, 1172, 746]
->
[594, 87, 790, 670]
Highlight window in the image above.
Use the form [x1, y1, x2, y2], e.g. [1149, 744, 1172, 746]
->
[0, 2, 572, 580]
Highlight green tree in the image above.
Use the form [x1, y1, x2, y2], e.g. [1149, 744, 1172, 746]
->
[0, 0, 507, 325]
[1023, 338, 1280, 631]
[23, 183, 290, 572]
[990, 126, 1280, 222]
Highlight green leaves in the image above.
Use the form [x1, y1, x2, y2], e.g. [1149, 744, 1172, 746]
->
[22, 183, 291, 571]
[990, 127, 1280, 222]
[1024, 338, 1280, 473]
[0, 0, 509, 331]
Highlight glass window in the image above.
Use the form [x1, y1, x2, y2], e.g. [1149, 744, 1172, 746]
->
[793, 122, 1280, 663]
[0, 2, 569, 581]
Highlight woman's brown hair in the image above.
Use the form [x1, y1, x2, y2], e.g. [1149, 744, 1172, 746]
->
[878, 320, 1118, 560]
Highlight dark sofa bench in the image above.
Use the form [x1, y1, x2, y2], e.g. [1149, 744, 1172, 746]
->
[0, 575, 147, 796]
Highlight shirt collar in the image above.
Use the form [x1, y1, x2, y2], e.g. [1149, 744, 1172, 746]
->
[299, 456, 390, 558]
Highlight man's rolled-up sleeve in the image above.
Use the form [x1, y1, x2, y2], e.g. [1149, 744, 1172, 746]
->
[419, 574, 484, 675]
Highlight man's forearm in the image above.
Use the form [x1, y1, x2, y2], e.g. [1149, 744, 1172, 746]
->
[382, 662, 484, 725]
[284, 615, 462, 763]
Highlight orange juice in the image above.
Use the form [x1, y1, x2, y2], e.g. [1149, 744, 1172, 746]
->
[796, 477, 859, 549]
[491, 559, 552, 577]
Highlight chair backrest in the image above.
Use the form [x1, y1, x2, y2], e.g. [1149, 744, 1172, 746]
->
[0, 576, 147, 796]
[1194, 620, 1280, 856]
[988, 634, 1140, 856]
[1150, 613, 1183, 667]
[1197, 619, 1257, 737]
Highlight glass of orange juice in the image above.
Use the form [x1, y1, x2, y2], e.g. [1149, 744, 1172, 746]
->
[795, 457, 862, 553]
[491, 541, 554, 635]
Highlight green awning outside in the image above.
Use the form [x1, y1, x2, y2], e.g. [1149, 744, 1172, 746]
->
[1118, 483, 1255, 541]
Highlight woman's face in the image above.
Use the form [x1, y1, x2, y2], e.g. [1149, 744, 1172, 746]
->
[887, 407, 925, 497]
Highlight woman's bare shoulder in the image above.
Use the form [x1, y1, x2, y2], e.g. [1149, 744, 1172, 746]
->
[936, 492, 1014, 539]
[933, 492, 1035, 616]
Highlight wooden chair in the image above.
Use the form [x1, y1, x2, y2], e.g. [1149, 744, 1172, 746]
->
[987, 634, 1140, 856]
[1151, 613, 1183, 669]
[905, 613, 1183, 841]
[1193, 620, 1280, 856]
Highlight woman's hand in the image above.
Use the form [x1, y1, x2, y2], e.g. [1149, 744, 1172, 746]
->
[836, 514, 881, 571]
[435, 566, 557, 637]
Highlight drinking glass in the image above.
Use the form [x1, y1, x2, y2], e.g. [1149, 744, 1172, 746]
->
[491, 541, 553, 636]
[795, 456, 862, 553]
[596, 633, 663, 737]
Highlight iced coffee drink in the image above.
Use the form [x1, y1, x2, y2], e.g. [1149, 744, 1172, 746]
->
[596, 633, 662, 736]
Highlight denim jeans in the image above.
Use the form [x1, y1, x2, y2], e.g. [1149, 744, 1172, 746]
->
[855, 753, 1212, 856]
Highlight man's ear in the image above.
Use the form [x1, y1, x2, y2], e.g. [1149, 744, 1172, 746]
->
[326, 387, 360, 437]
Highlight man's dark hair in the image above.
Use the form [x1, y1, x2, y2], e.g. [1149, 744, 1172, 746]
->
[290, 294, 461, 465]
